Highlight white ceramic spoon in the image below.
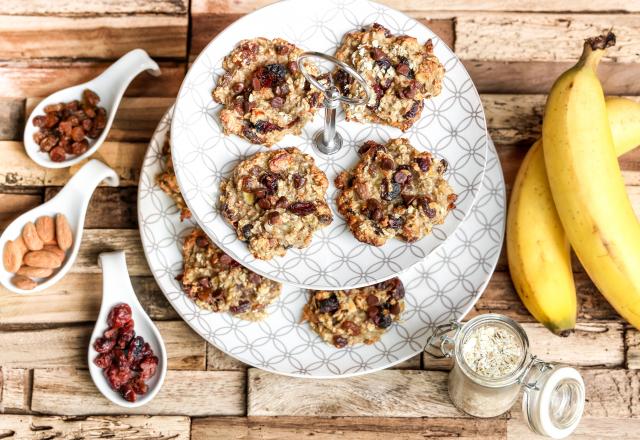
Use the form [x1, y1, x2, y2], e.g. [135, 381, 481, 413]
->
[88, 251, 167, 408]
[24, 49, 161, 169]
[0, 159, 119, 294]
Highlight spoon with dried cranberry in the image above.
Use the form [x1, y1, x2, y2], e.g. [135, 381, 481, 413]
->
[88, 251, 167, 408]
[24, 49, 160, 169]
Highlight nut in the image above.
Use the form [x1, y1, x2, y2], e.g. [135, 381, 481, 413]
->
[22, 221, 44, 251]
[43, 245, 66, 263]
[23, 250, 62, 269]
[16, 266, 53, 278]
[55, 214, 73, 251]
[3, 240, 23, 272]
[35, 216, 55, 243]
[14, 236, 28, 255]
[12, 275, 37, 290]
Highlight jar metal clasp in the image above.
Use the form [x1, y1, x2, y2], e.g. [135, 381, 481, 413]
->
[425, 320, 462, 359]
[518, 355, 552, 391]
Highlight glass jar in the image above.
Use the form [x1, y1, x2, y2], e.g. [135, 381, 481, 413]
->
[427, 314, 585, 439]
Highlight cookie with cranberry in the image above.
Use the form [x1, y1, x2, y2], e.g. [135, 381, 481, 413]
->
[219, 147, 333, 260]
[179, 228, 281, 321]
[156, 138, 191, 221]
[303, 278, 405, 348]
[335, 138, 457, 246]
[213, 38, 322, 146]
[334, 22, 444, 131]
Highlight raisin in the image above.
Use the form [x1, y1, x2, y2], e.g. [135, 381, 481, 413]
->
[334, 69, 352, 94]
[372, 22, 392, 37]
[287, 61, 299, 73]
[415, 156, 431, 172]
[358, 140, 382, 155]
[83, 89, 101, 107]
[267, 211, 281, 225]
[108, 303, 132, 328]
[196, 236, 209, 248]
[318, 294, 340, 314]
[371, 208, 383, 222]
[376, 313, 393, 329]
[71, 140, 89, 155]
[366, 294, 379, 306]
[71, 126, 84, 142]
[58, 120, 73, 136]
[368, 83, 384, 110]
[424, 205, 437, 218]
[33, 115, 47, 127]
[257, 197, 273, 210]
[44, 103, 64, 113]
[275, 196, 288, 208]
[438, 158, 449, 173]
[380, 179, 401, 201]
[50, 146, 66, 162]
[218, 254, 235, 267]
[341, 320, 361, 336]
[388, 279, 405, 300]
[403, 101, 421, 119]
[292, 174, 306, 188]
[94, 108, 107, 130]
[94, 352, 113, 369]
[94, 337, 115, 353]
[367, 305, 380, 319]
[390, 302, 402, 315]
[40, 135, 59, 152]
[271, 96, 284, 108]
[253, 188, 267, 199]
[255, 63, 287, 88]
[230, 300, 251, 315]
[65, 100, 80, 111]
[249, 273, 262, 285]
[380, 157, 395, 171]
[254, 120, 280, 133]
[243, 99, 256, 114]
[400, 82, 418, 99]
[395, 63, 410, 76]
[260, 172, 279, 195]
[287, 201, 316, 216]
[375, 58, 392, 71]
[333, 335, 348, 348]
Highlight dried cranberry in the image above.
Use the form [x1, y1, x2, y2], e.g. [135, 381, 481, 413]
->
[219, 254, 235, 267]
[341, 321, 361, 336]
[275, 196, 288, 208]
[366, 294, 379, 306]
[333, 335, 348, 348]
[287, 61, 299, 73]
[318, 294, 340, 314]
[94, 337, 116, 354]
[395, 63, 410, 76]
[241, 224, 253, 239]
[372, 22, 392, 37]
[370, 208, 383, 222]
[33, 115, 47, 127]
[415, 156, 431, 172]
[271, 96, 284, 108]
[375, 58, 392, 71]
[403, 101, 421, 119]
[358, 141, 383, 155]
[438, 159, 449, 173]
[402, 194, 417, 205]
[254, 120, 280, 133]
[387, 279, 405, 299]
[267, 211, 281, 225]
[229, 300, 251, 315]
[139, 355, 159, 381]
[393, 170, 409, 184]
[255, 63, 287, 88]
[196, 236, 209, 248]
[108, 303, 132, 328]
[105, 366, 132, 390]
[287, 201, 316, 216]
[249, 273, 262, 285]
[388, 216, 404, 229]
[380, 179, 401, 201]
[260, 172, 279, 195]
[103, 327, 119, 339]
[127, 336, 146, 366]
[334, 69, 352, 94]
[40, 135, 59, 152]
[121, 383, 137, 402]
[368, 83, 384, 109]
[292, 174, 306, 188]
[371, 48, 386, 60]
[424, 205, 437, 218]
[367, 305, 380, 319]
[130, 377, 148, 395]
[117, 326, 135, 349]
[380, 157, 395, 171]
[257, 197, 272, 210]
[94, 352, 113, 369]
[390, 302, 402, 315]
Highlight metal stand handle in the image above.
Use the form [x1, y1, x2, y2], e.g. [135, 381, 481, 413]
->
[297, 52, 372, 155]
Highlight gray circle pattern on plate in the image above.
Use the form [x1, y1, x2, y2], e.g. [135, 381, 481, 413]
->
[170, 0, 489, 290]
[139, 106, 504, 378]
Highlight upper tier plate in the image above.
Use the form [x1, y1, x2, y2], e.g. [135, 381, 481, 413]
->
[171, 0, 488, 290]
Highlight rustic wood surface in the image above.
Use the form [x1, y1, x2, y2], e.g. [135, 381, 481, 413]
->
[1, 0, 639, 438]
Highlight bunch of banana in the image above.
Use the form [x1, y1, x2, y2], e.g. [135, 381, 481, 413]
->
[507, 32, 640, 334]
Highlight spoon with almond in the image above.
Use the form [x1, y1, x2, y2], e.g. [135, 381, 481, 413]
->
[0, 159, 119, 293]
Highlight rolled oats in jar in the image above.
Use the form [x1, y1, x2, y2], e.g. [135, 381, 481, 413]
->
[426, 314, 586, 439]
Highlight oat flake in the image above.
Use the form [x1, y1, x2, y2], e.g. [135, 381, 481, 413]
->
[461, 324, 523, 378]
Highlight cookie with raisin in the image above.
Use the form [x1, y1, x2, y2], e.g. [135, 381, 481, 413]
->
[335, 138, 457, 246]
[213, 38, 322, 146]
[219, 147, 333, 260]
[334, 22, 444, 131]
[156, 138, 191, 221]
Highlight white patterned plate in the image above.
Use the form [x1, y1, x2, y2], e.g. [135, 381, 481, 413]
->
[170, 0, 488, 290]
[139, 106, 503, 378]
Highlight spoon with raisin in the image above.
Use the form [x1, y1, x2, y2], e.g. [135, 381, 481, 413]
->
[24, 49, 160, 169]
[88, 251, 167, 407]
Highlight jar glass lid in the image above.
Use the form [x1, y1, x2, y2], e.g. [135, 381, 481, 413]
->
[521, 364, 585, 439]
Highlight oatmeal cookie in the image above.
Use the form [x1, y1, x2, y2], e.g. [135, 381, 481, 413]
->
[334, 22, 444, 130]
[303, 278, 405, 348]
[156, 139, 191, 221]
[220, 147, 333, 260]
[213, 37, 323, 146]
[178, 228, 281, 321]
[335, 138, 457, 246]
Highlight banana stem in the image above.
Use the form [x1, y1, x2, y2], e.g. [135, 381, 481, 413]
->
[578, 31, 616, 70]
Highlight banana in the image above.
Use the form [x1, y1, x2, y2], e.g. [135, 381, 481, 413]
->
[508, 97, 640, 335]
[542, 32, 640, 329]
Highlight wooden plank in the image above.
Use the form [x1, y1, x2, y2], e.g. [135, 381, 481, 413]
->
[470, 271, 620, 323]
[508, 416, 640, 439]
[27, 97, 173, 142]
[191, 0, 275, 14]
[483, 94, 544, 145]
[0, 321, 205, 370]
[192, 416, 507, 440]
[0, 141, 145, 187]
[0, 274, 177, 326]
[73, 229, 150, 275]
[0, 414, 190, 440]
[455, 13, 640, 63]
[424, 322, 625, 370]
[248, 369, 463, 417]
[0, 368, 30, 413]
[469, 61, 640, 95]
[45, 187, 139, 229]
[207, 345, 248, 371]
[625, 329, 640, 369]
[0, 60, 184, 98]
[0, 98, 23, 141]
[0, 193, 42, 229]
[0, 15, 187, 59]
[31, 368, 245, 416]
[1, 0, 188, 15]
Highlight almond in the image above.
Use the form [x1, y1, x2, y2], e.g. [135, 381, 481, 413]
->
[14, 236, 28, 255]
[3, 240, 22, 272]
[55, 214, 73, 251]
[23, 250, 62, 269]
[16, 266, 53, 278]
[43, 245, 66, 263]
[35, 216, 55, 243]
[12, 275, 37, 290]
[22, 221, 44, 251]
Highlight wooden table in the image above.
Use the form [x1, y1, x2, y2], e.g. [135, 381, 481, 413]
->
[1, 1, 639, 438]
